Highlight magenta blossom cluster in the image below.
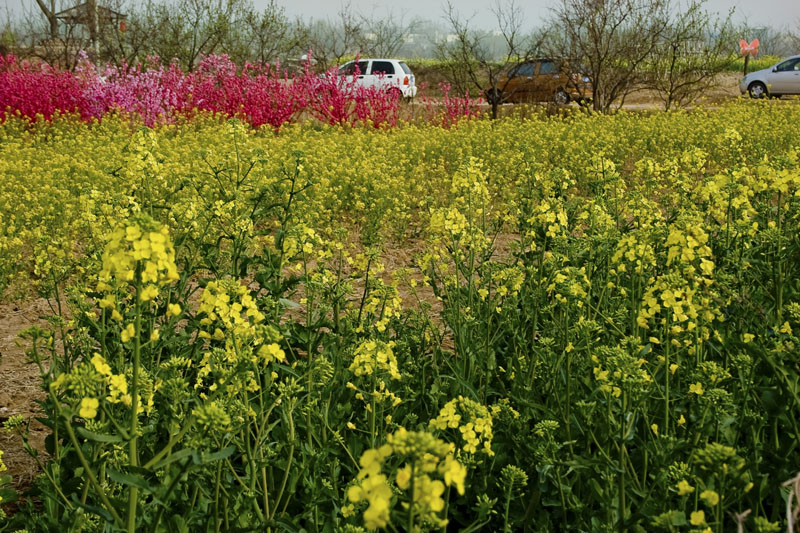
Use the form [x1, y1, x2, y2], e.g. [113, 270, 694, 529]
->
[0, 52, 479, 129]
[418, 83, 483, 128]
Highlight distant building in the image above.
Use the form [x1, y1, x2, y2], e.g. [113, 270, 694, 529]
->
[55, 2, 128, 28]
[55, 2, 127, 47]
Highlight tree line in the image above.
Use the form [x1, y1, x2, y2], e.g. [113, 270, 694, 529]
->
[1, 0, 421, 72]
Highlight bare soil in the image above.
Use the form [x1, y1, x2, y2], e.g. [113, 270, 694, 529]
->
[0, 299, 53, 496]
[622, 73, 742, 109]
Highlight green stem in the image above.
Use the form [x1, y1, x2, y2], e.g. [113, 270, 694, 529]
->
[555, 467, 568, 531]
[407, 463, 416, 532]
[63, 417, 124, 527]
[270, 407, 296, 520]
[142, 416, 195, 469]
[214, 460, 223, 533]
[127, 275, 143, 532]
[503, 479, 514, 533]
[664, 315, 671, 438]
[619, 392, 626, 533]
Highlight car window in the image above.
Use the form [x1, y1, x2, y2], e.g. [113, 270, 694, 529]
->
[775, 58, 800, 72]
[517, 63, 535, 76]
[398, 62, 412, 75]
[539, 61, 559, 75]
[339, 61, 369, 76]
[508, 63, 533, 77]
[370, 61, 395, 75]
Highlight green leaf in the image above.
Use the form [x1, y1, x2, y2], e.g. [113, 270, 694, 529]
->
[279, 298, 300, 309]
[151, 448, 195, 470]
[70, 493, 114, 523]
[670, 511, 688, 527]
[192, 445, 236, 465]
[76, 426, 123, 443]
[0, 487, 19, 504]
[169, 514, 190, 533]
[107, 469, 153, 492]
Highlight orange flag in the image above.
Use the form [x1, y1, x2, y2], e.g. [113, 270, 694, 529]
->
[739, 39, 759, 57]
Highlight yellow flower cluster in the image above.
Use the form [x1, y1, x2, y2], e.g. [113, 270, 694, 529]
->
[636, 218, 722, 343]
[125, 128, 162, 181]
[348, 339, 401, 381]
[194, 279, 284, 397]
[592, 346, 653, 398]
[528, 197, 569, 240]
[347, 444, 394, 529]
[547, 266, 590, 306]
[426, 157, 493, 268]
[347, 428, 466, 529]
[98, 216, 178, 291]
[676, 479, 694, 495]
[429, 396, 495, 456]
[612, 231, 657, 275]
[193, 401, 232, 434]
[50, 353, 132, 420]
[197, 279, 266, 339]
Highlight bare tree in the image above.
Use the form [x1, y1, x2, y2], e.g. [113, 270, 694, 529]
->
[550, 0, 672, 112]
[357, 9, 420, 58]
[306, 3, 365, 70]
[32, 0, 59, 40]
[139, 0, 242, 71]
[0, 6, 20, 56]
[789, 22, 800, 52]
[219, 0, 308, 65]
[238, 1, 290, 63]
[19, 0, 84, 68]
[96, 0, 151, 66]
[436, 0, 543, 119]
[645, 2, 737, 110]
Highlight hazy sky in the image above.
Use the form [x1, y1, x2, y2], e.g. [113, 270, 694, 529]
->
[273, 0, 800, 29]
[4, 0, 798, 29]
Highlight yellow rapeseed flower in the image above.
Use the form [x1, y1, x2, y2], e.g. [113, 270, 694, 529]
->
[121, 323, 136, 343]
[690, 510, 706, 526]
[700, 489, 719, 506]
[689, 382, 705, 395]
[676, 479, 694, 495]
[79, 397, 99, 419]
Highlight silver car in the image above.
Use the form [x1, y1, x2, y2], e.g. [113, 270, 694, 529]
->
[740, 55, 800, 98]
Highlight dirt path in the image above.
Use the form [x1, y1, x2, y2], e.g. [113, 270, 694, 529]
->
[0, 298, 54, 495]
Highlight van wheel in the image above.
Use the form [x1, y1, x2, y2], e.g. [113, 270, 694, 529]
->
[388, 87, 402, 100]
[554, 89, 570, 105]
[748, 81, 767, 99]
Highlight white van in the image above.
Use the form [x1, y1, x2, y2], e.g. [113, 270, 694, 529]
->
[337, 59, 418, 98]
